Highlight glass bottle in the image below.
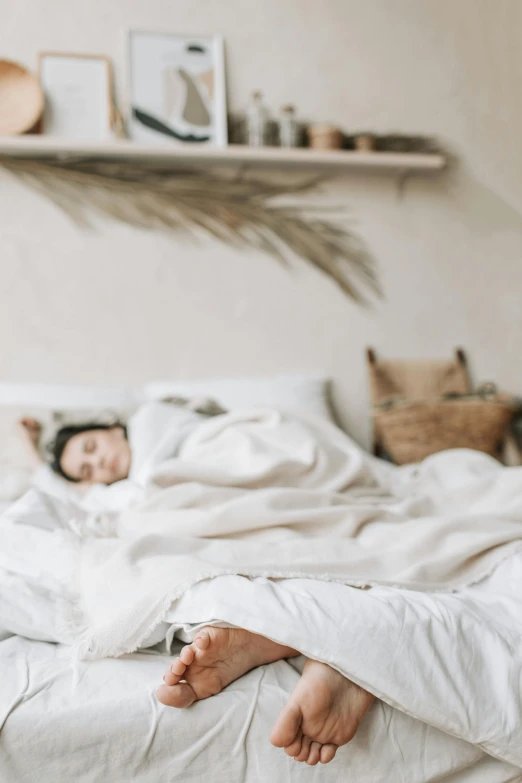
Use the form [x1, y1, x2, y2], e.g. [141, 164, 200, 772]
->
[278, 104, 299, 148]
[246, 90, 269, 147]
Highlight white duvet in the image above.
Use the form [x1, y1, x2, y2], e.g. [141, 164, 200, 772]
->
[2, 403, 522, 780]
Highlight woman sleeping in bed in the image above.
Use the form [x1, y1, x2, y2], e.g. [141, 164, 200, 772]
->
[18, 397, 224, 487]
[19, 417, 135, 484]
[19, 402, 378, 766]
[15, 417, 376, 764]
[50, 422, 131, 484]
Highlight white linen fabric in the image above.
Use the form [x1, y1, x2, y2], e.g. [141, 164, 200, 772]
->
[1, 637, 520, 783]
[79, 407, 522, 656]
[0, 489, 82, 642]
[154, 552, 522, 769]
[127, 402, 206, 486]
[3, 405, 522, 771]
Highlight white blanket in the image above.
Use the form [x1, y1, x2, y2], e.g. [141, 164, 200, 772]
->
[155, 556, 522, 769]
[79, 408, 522, 658]
[3, 406, 522, 771]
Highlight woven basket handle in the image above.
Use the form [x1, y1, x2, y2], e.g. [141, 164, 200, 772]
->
[455, 348, 467, 367]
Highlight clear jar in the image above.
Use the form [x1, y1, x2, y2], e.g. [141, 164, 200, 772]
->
[246, 90, 269, 147]
[279, 104, 299, 148]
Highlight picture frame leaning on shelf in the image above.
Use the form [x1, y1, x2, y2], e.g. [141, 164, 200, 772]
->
[128, 30, 227, 147]
[39, 52, 116, 140]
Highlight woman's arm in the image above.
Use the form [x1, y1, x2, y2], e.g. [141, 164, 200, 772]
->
[17, 418, 44, 470]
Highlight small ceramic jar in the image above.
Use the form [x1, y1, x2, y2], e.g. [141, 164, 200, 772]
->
[307, 124, 343, 150]
[354, 134, 376, 152]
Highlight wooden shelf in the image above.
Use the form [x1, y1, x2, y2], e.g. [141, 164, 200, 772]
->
[0, 135, 446, 173]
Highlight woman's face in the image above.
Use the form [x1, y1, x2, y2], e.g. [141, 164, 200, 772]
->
[60, 426, 131, 485]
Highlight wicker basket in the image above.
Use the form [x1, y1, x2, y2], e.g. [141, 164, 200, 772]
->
[374, 394, 517, 465]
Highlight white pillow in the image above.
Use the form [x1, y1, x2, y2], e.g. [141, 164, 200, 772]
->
[145, 374, 334, 422]
[0, 383, 143, 409]
[0, 375, 332, 428]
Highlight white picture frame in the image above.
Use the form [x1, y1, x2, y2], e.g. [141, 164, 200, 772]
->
[128, 30, 227, 147]
[39, 53, 113, 140]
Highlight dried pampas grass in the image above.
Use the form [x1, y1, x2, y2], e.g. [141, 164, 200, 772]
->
[1, 157, 381, 305]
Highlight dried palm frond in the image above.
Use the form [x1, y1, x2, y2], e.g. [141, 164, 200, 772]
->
[0, 157, 381, 304]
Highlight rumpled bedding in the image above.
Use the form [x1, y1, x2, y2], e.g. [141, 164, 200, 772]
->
[155, 558, 522, 768]
[1, 636, 519, 783]
[79, 407, 522, 653]
[2, 405, 522, 776]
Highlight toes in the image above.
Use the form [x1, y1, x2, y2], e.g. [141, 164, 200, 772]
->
[320, 744, 338, 764]
[162, 656, 187, 685]
[286, 735, 338, 765]
[170, 657, 187, 676]
[283, 730, 303, 759]
[270, 702, 303, 748]
[156, 682, 197, 709]
[293, 735, 312, 763]
[305, 741, 322, 766]
[194, 630, 211, 650]
[163, 668, 182, 686]
[163, 643, 196, 687]
[179, 645, 195, 665]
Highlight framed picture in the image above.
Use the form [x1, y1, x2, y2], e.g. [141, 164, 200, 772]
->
[128, 31, 227, 147]
[39, 52, 113, 139]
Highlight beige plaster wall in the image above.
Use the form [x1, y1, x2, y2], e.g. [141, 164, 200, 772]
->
[1, 0, 522, 446]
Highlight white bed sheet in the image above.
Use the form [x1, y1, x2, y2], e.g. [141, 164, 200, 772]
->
[0, 635, 519, 783]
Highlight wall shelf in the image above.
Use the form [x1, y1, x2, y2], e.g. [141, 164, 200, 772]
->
[0, 136, 446, 173]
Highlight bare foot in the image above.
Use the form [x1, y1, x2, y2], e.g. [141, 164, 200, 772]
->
[156, 626, 299, 708]
[270, 659, 375, 765]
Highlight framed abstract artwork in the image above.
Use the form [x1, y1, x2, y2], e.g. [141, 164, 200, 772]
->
[128, 31, 227, 147]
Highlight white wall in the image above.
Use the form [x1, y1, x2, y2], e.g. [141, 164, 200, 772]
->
[2, 0, 522, 446]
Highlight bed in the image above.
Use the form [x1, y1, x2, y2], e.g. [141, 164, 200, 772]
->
[1, 376, 521, 783]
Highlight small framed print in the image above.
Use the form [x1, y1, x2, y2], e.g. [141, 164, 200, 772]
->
[39, 52, 113, 139]
[128, 31, 228, 147]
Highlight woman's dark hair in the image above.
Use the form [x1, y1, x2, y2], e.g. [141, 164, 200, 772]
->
[49, 422, 127, 482]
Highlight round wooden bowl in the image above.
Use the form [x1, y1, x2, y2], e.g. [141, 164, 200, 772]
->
[0, 59, 44, 135]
